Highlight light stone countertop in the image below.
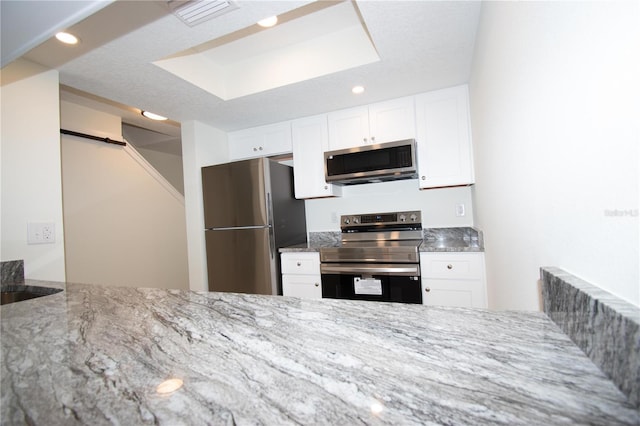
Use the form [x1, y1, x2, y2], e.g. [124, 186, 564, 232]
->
[1, 280, 638, 425]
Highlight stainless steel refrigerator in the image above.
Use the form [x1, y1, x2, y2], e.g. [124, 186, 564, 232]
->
[202, 158, 307, 295]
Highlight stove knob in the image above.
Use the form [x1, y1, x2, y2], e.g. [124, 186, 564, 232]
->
[410, 214, 418, 222]
[399, 214, 406, 222]
[344, 218, 350, 225]
[353, 217, 359, 224]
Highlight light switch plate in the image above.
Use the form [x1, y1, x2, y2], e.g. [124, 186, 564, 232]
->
[27, 222, 55, 244]
[455, 204, 465, 217]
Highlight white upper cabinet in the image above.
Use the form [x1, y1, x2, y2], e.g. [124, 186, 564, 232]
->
[226, 86, 476, 196]
[368, 97, 416, 144]
[327, 96, 415, 150]
[415, 85, 474, 189]
[291, 115, 342, 199]
[229, 122, 292, 161]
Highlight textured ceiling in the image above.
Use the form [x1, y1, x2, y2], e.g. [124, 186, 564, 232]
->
[154, 1, 381, 101]
[17, 0, 481, 134]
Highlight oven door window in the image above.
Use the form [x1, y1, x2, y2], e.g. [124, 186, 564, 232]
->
[321, 273, 422, 304]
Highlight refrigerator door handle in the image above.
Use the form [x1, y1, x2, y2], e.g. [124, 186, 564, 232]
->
[267, 192, 275, 260]
[206, 225, 268, 231]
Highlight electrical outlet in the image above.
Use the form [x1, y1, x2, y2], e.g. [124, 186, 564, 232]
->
[42, 224, 55, 242]
[27, 222, 56, 244]
[455, 204, 465, 217]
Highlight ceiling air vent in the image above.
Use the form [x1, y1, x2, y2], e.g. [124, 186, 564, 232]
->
[168, 0, 239, 27]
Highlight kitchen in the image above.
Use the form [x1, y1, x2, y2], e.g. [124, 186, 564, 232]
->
[1, 0, 639, 423]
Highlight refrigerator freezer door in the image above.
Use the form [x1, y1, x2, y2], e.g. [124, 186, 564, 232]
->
[267, 160, 308, 248]
[202, 159, 267, 229]
[205, 228, 276, 295]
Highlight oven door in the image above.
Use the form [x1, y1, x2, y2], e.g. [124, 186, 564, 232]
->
[320, 263, 422, 304]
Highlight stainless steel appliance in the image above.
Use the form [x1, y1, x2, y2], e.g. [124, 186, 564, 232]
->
[324, 139, 418, 185]
[202, 158, 307, 295]
[320, 211, 422, 304]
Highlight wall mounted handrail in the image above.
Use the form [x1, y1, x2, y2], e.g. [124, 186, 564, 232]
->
[60, 129, 126, 146]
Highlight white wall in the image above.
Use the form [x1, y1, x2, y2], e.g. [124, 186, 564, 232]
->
[60, 101, 189, 290]
[181, 120, 229, 292]
[305, 181, 473, 231]
[469, 1, 639, 309]
[0, 63, 66, 281]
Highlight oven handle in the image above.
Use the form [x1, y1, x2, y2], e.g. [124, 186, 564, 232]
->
[320, 263, 420, 276]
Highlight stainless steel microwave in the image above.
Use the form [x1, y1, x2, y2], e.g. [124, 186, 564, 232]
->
[324, 139, 418, 185]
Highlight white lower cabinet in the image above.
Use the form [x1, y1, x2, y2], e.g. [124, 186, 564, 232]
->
[281, 252, 322, 299]
[420, 252, 487, 308]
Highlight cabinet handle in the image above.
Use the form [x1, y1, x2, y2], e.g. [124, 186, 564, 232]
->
[447, 264, 453, 270]
[259, 146, 263, 151]
[425, 287, 431, 292]
[363, 137, 368, 143]
[314, 283, 319, 287]
[324, 185, 328, 190]
[253, 147, 257, 151]
[371, 136, 375, 142]
[421, 176, 426, 180]
[296, 262, 301, 266]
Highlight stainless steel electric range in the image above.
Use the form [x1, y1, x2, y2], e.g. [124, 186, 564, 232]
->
[319, 211, 423, 304]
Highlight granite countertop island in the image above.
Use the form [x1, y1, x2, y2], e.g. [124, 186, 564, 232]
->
[1, 279, 638, 425]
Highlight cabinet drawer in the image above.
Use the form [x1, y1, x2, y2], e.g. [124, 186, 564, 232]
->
[420, 253, 482, 279]
[281, 252, 320, 275]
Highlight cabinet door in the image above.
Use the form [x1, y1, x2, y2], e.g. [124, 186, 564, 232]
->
[229, 122, 292, 160]
[327, 106, 370, 150]
[415, 85, 474, 189]
[228, 129, 262, 160]
[291, 115, 342, 199]
[282, 274, 322, 299]
[368, 96, 416, 144]
[262, 122, 292, 155]
[421, 278, 484, 308]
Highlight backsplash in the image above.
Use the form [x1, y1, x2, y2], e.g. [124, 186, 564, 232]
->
[308, 232, 341, 246]
[541, 267, 639, 407]
[1, 260, 24, 284]
[422, 227, 483, 250]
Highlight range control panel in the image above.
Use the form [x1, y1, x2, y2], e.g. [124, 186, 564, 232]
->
[340, 211, 422, 229]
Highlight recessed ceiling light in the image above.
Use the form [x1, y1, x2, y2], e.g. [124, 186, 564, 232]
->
[141, 111, 168, 121]
[257, 16, 278, 28]
[55, 32, 79, 45]
[352, 85, 365, 94]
